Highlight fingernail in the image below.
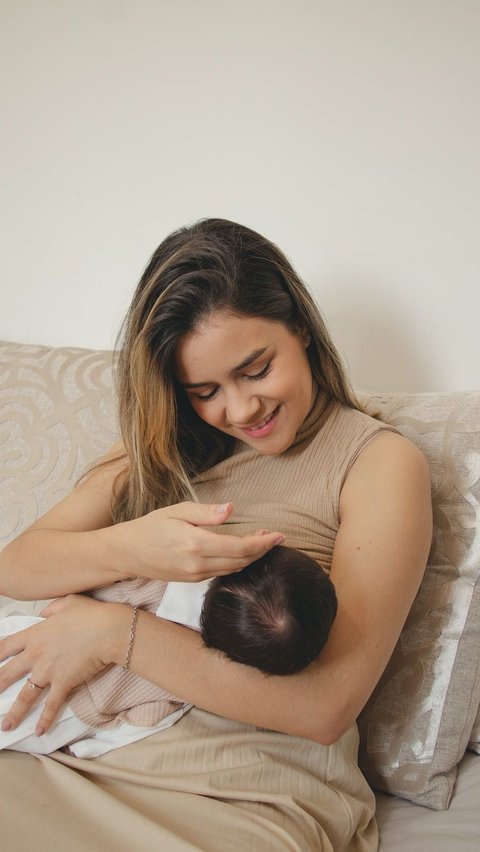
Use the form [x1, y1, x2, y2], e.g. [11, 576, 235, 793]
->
[274, 536, 286, 545]
[36, 726, 45, 737]
[2, 720, 12, 732]
[215, 504, 229, 514]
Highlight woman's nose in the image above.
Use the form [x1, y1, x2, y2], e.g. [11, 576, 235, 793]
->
[225, 389, 261, 426]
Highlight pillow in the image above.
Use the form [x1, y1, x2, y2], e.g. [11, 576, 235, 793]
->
[357, 390, 480, 810]
[0, 340, 118, 613]
[468, 705, 480, 754]
[0, 340, 117, 548]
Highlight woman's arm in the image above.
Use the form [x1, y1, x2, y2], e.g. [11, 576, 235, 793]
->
[0, 443, 284, 600]
[0, 443, 132, 599]
[100, 432, 432, 745]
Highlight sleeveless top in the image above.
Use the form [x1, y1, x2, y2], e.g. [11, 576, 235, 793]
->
[68, 390, 398, 729]
[192, 391, 397, 573]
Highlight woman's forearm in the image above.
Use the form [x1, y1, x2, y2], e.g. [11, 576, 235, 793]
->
[108, 607, 341, 744]
[0, 526, 133, 600]
[0, 504, 284, 601]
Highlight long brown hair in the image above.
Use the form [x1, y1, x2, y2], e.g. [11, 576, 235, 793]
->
[88, 218, 363, 522]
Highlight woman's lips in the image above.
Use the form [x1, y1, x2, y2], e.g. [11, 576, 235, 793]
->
[241, 406, 280, 438]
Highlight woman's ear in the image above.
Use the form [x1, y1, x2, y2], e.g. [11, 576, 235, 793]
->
[297, 325, 311, 348]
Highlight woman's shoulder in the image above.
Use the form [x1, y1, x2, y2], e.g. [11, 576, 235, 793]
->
[294, 400, 403, 490]
[310, 400, 398, 451]
[327, 400, 388, 428]
[338, 427, 431, 521]
[333, 404, 430, 510]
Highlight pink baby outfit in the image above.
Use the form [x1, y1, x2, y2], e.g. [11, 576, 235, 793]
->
[69, 578, 184, 729]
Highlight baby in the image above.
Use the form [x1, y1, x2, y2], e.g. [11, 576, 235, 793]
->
[202, 545, 337, 675]
[0, 546, 336, 757]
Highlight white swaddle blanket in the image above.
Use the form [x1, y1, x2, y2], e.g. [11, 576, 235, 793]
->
[0, 580, 210, 757]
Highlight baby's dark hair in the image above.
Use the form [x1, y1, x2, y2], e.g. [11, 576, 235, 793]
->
[200, 546, 337, 675]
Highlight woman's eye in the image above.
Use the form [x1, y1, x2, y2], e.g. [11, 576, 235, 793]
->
[247, 362, 271, 381]
[194, 387, 219, 402]
[192, 362, 271, 402]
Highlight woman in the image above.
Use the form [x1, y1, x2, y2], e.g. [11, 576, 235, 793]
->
[0, 218, 432, 850]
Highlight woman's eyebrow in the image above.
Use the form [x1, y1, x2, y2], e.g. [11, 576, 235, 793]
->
[181, 348, 268, 388]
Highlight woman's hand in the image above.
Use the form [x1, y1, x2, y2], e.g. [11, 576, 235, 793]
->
[0, 595, 130, 736]
[115, 501, 285, 582]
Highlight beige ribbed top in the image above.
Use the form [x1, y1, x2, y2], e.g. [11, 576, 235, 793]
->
[69, 390, 397, 729]
[193, 393, 397, 573]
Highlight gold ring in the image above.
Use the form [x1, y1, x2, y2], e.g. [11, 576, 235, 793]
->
[27, 677, 45, 691]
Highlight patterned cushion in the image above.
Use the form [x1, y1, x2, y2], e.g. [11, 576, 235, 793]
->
[0, 340, 117, 613]
[0, 340, 117, 544]
[357, 391, 480, 810]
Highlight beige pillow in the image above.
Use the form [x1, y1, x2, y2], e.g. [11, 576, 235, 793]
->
[0, 340, 117, 548]
[357, 390, 480, 810]
[0, 340, 118, 616]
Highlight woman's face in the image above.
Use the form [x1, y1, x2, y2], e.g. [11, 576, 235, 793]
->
[175, 311, 315, 455]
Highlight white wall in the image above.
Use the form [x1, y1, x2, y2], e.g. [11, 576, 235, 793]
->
[1, 0, 479, 392]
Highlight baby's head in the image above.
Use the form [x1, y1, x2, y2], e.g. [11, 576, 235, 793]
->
[200, 545, 337, 675]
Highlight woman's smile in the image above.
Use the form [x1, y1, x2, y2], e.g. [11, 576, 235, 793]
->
[175, 311, 314, 455]
[237, 404, 280, 438]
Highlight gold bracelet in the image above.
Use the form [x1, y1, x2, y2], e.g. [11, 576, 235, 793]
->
[123, 605, 139, 672]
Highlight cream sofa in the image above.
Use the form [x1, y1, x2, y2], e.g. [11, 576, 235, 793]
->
[1, 339, 480, 850]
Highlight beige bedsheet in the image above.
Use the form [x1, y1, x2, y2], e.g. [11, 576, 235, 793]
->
[375, 752, 480, 851]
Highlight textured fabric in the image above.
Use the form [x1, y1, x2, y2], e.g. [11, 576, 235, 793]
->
[0, 614, 187, 759]
[375, 752, 480, 851]
[357, 391, 480, 810]
[192, 391, 398, 574]
[0, 706, 378, 852]
[468, 705, 480, 754]
[0, 614, 190, 756]
[0, 340, 117, 547]
[69, 578, 185, 729]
